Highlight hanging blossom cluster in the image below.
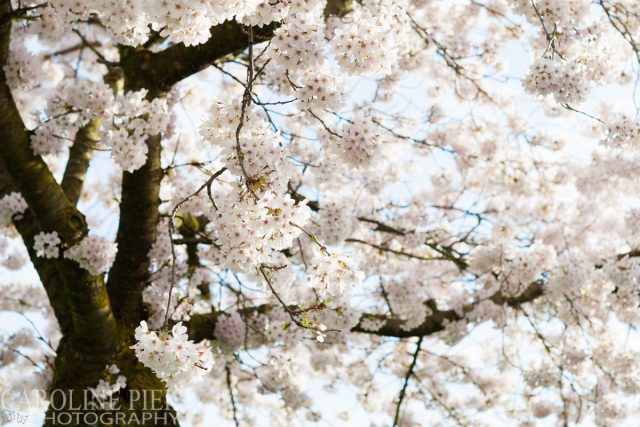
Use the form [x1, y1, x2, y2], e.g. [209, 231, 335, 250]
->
[63, 235, 117, 275]
[201, 102, 292, 193]
[293, 68, 346, 112]
[307, 252, 363, 298]
[331, 6, 399, 76]
[33, 232, 61, 259]
[199, 97, 329, 289]
[0, 192, 28, 226]
[3, 42, 41, 90]
[332, 115, 382, 166]
[601, 115, 640, 149]
[523, 57, 590, 104]
[515, 2, 629, 105]
[214, 311, 247, 352]
[207, 191, 311, 273]
[104, 90, 171, 172]
[268, 0, 327, 71]
[131, 321, 214, 389]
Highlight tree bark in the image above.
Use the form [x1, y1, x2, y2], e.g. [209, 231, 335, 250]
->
[61, 120, 101, 206]
[106, 134, 163, 327]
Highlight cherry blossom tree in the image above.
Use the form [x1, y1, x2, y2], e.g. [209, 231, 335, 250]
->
[2, 0, 640, 426]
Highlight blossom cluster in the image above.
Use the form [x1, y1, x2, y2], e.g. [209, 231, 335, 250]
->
[33, 231, 61, 259]
[271, 22, 325, 70]
[31, 81, 171, 172]
[37, 0, 331, 48]
[104, 91, 171, 172]
[63, 235, 117, 275]
[601, 115, 640, 149]
[87, 365, 127, 402]
[3, 43, 41, 90]
[0, 192, 28, 226]
[331, 8, 398, 76]
[313, 197, 357, 245]
[333, 116, 381, 166]
[294, 68, 345, 112]
[523, 57, 589, 104]
[214, 311, 246, 352]
[131, 321, 214, 389]
[307, 252, 363, 298]
[201, 102, 291, 192]
[209, 191, 311, 272]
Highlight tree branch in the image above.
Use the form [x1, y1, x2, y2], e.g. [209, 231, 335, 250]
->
[60, 119, 100, 205]
[0, 159, 72, 335]
[324, 0, 355, 18]
[393, 336, 423, 427]
[118, 1, 354, 93]
[185, 281, 545, 341]
[1, 2, 116, 353]
[119, 22, 276, 93]
[106, 134, 163, 326]
[353, 280, 544, 337]
[0, 3, 86, 245]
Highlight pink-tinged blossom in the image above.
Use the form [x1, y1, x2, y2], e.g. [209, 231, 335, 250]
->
[131, 321, 214, 389]
[33, 231, 61, 259]
[64, 235, 117, 275]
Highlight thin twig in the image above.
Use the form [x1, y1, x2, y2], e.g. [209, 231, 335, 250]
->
[393, 336, 423, 427]
[235, 26, 260, 199]
[258, 265, 332, 333]
[72, 29, 118, 66]
[308, 109, 342, 138]
[226, 365, 240, 427]
[163, 167, 227, 327]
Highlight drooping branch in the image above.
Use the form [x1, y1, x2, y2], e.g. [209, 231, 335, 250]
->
[226, 365, 241, 427]
[164, 167, 227, 326]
